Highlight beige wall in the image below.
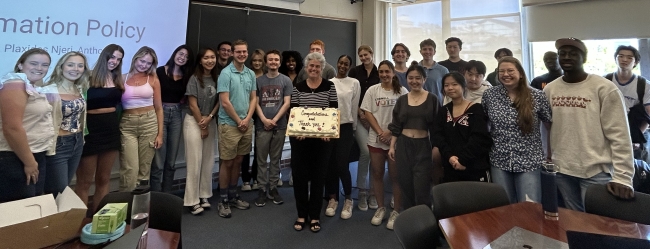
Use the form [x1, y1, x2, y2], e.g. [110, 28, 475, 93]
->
[526, 0, 650, 41]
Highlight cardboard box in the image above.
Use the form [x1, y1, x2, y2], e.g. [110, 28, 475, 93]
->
[92, 203, 128, 234]
[0, 187, 87, 249]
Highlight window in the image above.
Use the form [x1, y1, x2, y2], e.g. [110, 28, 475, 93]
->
[389, 1, 442, 63]
[388, 0, 522, 73]
[530, 39, 641, 78]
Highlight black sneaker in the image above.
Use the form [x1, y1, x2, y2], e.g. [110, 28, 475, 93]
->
[270, 188, 283, 205]
[255, 190, 267, 207]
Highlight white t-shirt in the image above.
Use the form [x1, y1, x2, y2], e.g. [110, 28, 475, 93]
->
[330, 77, 361, 129]
[611, 74, 650, 111]
[360, 84, 408, 149]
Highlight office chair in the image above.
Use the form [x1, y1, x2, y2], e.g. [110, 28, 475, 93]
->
[431, 182, 510, 220]
[393, 204, 439, 249]
[585, 184, 650, 225]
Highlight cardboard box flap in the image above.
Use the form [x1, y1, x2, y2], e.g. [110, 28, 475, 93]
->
[56, 186, 87, 212]
[0, 194, 57, 228]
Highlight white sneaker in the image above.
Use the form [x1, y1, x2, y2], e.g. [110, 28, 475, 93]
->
[200, 198, 211, 208]
[368, 195, 379, 210]
[325, 199, 338, 217]
[188, 204, 204, 215]
[390, 196, 394, 209]
[341, 199, 353, 219]
[358, 191, 368, 211]
[371, 207, 386, 226]
[241, 183, 252, 192]
[387, 210, 399, 230]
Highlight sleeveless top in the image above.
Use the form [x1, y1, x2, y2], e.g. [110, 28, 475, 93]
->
[122, 74, 154, 110]
[87, 87, 122, 110]
[60, 98, 85, 133]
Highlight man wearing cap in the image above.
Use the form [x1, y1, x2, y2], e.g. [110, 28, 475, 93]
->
[543, 38, 635, 211]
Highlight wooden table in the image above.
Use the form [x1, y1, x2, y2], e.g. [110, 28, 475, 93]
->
[439, 202, 650, 249]
[44, 218, 180, 249]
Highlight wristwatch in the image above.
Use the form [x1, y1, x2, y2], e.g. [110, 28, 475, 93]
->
[208, 114, 214, 118]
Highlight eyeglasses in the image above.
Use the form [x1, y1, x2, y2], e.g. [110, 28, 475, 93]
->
[498, 69, 517, 75]
[220, 48, 232, 52]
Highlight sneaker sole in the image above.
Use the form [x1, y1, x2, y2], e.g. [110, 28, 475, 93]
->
[219, 213, 232, 218]
[231, 205, 250, 210]
[341, 214, 351, 220]
[371, 220, 382, 226]
[359, 206, 368, 211]
[255, 202, 266, 207]
[191, 209, 204, 215]
[273, 200, 283, 205]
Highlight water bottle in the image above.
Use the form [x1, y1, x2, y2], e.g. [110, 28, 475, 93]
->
[131, 186, 150, 229]
[541, 162, 559, 220]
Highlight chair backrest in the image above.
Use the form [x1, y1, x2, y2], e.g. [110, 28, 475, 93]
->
[431, 182, 510, 220]
[585, 184, 650, 225]
[149, 192, 183, 233]
[393, 204, 439, 249]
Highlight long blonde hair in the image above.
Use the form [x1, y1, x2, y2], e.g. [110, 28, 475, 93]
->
[45, 51, 90, 91]
[498, 56, 534, 134]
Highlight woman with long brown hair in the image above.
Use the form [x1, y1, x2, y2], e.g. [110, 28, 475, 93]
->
[75, 44, 124, 210]
[482, 56, 552, 203]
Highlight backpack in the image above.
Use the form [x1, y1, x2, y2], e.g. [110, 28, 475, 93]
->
[634, 159, 650, 194]
[605, 73, 648, 145]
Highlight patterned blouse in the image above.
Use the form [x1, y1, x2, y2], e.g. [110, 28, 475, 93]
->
[482, 85, 552, 172]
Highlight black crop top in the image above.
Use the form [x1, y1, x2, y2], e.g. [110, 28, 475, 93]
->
[86, 87, 122, 110]
[388, 93, 439, 137]
[156, 66, 187, 103]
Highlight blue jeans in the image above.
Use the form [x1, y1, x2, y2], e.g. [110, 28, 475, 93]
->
[150, 104, 183, 192]
[491, 167, 541, 203]
[45, 132, 84, 196]
[0, 151, 46, 203]
[556, 171, 610, 211]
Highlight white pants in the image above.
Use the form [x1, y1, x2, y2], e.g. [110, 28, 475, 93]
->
[183, 114, 216, 206]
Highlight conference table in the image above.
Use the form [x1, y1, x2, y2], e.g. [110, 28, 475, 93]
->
[43, 218, 180, 249]
[439, 202, 650, 249]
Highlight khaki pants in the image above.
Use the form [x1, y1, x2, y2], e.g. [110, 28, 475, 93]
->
[183, 114, 216, 206]
[255, 129, 286, 191]
[119, 110, 158, 191]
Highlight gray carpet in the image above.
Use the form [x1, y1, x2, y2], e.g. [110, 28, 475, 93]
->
[181, 186, 402, 249]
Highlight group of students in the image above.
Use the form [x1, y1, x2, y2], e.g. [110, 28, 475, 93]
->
[0, 35, 637, 235]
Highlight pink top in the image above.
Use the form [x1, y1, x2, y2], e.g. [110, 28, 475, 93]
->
[122, 73, 154, 109]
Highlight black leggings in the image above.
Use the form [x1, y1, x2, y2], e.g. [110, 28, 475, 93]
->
[291, 137, 333, 220]
[326, 123, 354, 199]
[395, 136, 433, 210]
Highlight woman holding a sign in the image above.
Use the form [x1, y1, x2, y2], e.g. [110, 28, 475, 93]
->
[289, 52, 338, 233]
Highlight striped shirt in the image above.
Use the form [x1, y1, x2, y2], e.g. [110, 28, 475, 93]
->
[290, 78, 338, 109]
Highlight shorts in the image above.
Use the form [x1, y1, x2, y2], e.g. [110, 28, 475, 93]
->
[368, 145, 389, 154]
[218, 122, 253, 160]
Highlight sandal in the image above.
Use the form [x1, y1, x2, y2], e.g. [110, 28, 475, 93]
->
[294, 219, 305, 231]
[310, 220, 321, 233]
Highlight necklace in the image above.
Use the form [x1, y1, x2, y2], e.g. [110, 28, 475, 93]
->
[411, 91, 426, 104]
[59, 83, 78, 95]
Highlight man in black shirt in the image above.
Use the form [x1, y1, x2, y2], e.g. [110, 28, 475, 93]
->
[531, 51, 562, 90]
[439, 37, 468, 73]
[216, 41, 234, 75]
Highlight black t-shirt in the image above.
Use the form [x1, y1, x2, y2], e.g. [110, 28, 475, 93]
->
[438, 59, 468, 73]
[156, 66, 187, 103]
[348, 64, 380, 106]
[530, 72, 562, 90]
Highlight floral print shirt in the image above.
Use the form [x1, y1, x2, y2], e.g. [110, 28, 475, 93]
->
[482, 85, 552, 172]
